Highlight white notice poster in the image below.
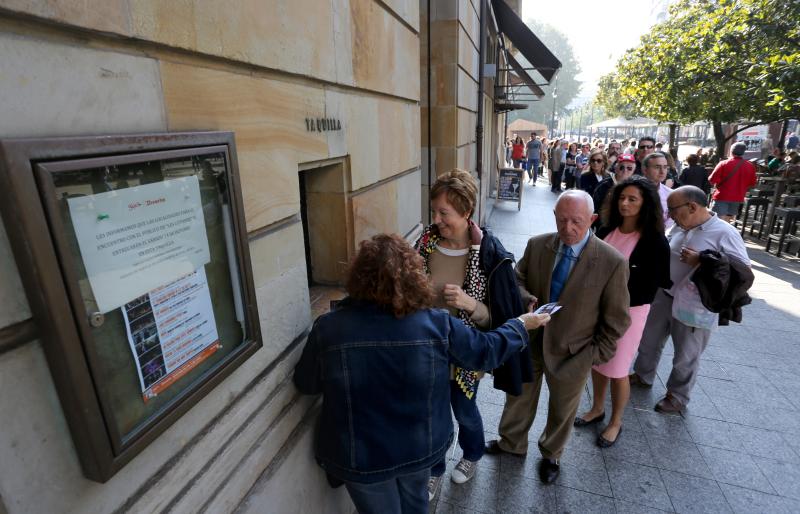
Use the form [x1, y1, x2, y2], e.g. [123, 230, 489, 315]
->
[68, 176, 211, 313]
[122, 267, 220, 399]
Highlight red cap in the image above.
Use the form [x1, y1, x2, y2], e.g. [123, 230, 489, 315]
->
[617, 154, 635, 164]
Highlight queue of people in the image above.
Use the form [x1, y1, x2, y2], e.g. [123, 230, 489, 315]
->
[293, 157, 754, 512]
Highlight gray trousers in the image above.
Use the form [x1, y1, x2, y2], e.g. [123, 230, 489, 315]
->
[633, 289, 712, 405]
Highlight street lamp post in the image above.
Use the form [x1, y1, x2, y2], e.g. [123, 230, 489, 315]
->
[549, 86, 558, 138]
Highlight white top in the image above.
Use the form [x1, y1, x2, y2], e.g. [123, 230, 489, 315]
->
[657, 182, 675, 230]
[667, 213, 750, 328]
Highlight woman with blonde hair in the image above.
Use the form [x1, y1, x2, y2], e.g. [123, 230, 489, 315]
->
[579, 148, 608, 196]
[415, 169, 529, 499]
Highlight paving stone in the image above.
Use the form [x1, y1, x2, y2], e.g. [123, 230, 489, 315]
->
[494, 470, 556, 513]
[556, 459, 612, 497]
[682, 416, 740, 451]
[636, 409, 693, 442]
[600, 427, 655, 467]
[552, 485, 615, 514]
[646, 437, 715, 479]
[696, 444, 774, 494]
[711, 395, 800, 433]
[660, 469, 731, 514]
[752, 456, 800, 500]
[613, 499, 672, 514]
[439, 463, 499, 513]
[433, 500, 485, 513]
[717, 362, 765, 383]
[719, 483, 800, 514]
[682, 388, 726, 421]
[728, 424, 800, 462]
[605, 457, 673, 511]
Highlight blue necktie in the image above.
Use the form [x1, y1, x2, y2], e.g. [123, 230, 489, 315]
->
[550, 246, 574, 302]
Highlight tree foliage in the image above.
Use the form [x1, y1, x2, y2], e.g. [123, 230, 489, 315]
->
[594, 0, 799, 152]
[508, 20, 581, 127]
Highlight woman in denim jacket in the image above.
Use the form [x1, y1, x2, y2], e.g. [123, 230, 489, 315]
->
[294, 234, 549, 514]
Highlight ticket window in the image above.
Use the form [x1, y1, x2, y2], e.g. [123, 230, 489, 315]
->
[298, 161, 351, 318]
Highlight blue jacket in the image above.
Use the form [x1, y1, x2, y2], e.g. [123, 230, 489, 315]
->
[293, 299, 529, 484]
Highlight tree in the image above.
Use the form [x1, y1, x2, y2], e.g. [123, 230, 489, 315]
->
[596, 0, 799, 157]
[508, 20, 581, 133]
[595, 73, 639, 120]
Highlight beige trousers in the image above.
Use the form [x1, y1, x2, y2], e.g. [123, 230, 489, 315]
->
[496, 341, 590, 460]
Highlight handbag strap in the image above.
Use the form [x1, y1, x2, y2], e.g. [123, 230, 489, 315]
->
[718, 159, 746, 188]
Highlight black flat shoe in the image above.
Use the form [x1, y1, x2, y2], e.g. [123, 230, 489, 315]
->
[597, 425, 623, 448]
[538, 458, 560, 484]
[573, 411, 605, 427]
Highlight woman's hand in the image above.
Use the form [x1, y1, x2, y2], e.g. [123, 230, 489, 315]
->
[518, 313, 551, 330]
[442, 284, 477, 313]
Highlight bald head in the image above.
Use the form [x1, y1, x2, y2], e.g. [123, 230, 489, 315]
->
[554, 191, 597, 246]
[667, 185, 711, 229]
[555, 190, 594, 215]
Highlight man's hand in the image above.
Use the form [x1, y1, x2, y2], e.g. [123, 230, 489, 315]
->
[443, 284, 477, 313]
[680, 246, 700, 267]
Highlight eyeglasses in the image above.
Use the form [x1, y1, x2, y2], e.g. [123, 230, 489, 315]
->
[638, 145, 654, 149]
[617, 165, 636, 171]
[667, 202, 691, 214]
[590, 159, 604, 163]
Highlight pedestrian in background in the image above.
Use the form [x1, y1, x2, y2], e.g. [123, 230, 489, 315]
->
[580, 148, 609, 197]
[564, 142, 578, 190]
[526, 132, 543, 185]
[679, 153, 710, 194]
[708, 142, 757, 223]
[512, 136, 525, 168]
[549, 139, 564, 192]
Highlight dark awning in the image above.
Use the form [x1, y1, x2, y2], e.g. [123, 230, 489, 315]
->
[492, 0, 561, 83]
[495, 102, 529, 114]
[507, 53, 545, 99]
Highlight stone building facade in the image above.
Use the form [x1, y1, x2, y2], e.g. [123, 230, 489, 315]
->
[0, 1, 556, 512]
[0, 1, 419, 512]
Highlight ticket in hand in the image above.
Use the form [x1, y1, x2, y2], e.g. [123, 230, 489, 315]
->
[533, 302, 562, 315]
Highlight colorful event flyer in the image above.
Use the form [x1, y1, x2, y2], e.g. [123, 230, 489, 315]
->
[68, 175, 211, 313]
[121, 267, 220, 400]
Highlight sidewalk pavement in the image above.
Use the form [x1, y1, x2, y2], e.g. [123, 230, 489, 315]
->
[431, 175, 800, 513]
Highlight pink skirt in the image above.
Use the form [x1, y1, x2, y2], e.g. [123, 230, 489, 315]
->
[593, 304, 651, 379]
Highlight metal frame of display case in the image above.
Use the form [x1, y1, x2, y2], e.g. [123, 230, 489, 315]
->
[0, 132, 262, 482]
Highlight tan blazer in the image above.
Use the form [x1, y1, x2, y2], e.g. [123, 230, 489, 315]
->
[516, 233, 631, 381]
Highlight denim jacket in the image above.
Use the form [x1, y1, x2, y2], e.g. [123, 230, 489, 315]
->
[293, 299, 529, 484]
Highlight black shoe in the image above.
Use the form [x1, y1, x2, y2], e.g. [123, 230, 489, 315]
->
[484, 439, 524, 456]
[597, 425, 623, 448]
[573, 411, 605, 427]
[538, 458, 560, 484]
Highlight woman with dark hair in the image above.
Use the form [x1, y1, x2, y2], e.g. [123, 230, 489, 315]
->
[414, 169, 528, 498]
[564, 142, 578, 189]
[579, 148, 608, 196]
[679, 153, 710, 194]
[574, 176, 670, 447]
[294, 234, 549, 513]
[512, 136, 525, 168]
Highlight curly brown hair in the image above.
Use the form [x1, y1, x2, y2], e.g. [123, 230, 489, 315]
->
[429, 169, 478, 217]
[346, 234, 434, 317]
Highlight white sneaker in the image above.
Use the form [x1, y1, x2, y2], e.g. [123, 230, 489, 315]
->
[451, 458, 477, 484]
[427, 475, 442, 501]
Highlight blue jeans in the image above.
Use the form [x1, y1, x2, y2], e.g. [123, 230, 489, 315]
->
[527, 159, 539, 181]
[431, 380, 484, 476]
[345, 467, 429, 514]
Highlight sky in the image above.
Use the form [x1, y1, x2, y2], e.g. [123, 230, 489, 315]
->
[522, 0, 662, 105]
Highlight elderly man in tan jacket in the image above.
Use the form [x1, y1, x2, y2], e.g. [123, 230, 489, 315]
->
[486, 190, 631, 484]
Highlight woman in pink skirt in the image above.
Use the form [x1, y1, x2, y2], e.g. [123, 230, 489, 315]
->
[574, 176, 670, 447]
